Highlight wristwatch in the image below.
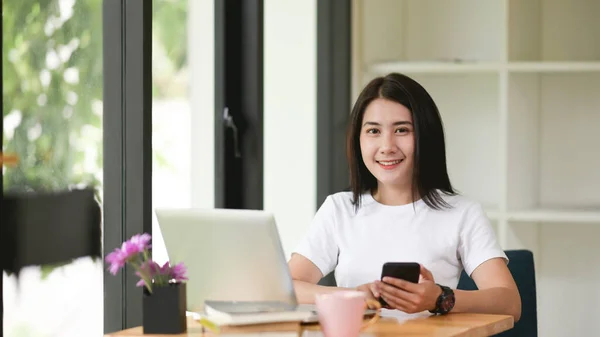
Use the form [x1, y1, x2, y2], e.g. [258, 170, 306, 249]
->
[429, 284, 455, 315]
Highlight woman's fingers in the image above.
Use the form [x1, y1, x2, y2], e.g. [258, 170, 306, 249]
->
[369, 282, 380, 298]
[379, 292, 419, 313]
[419, 265, 434, 282]
[381, 277, 419, 292]
[376, 279, 434, 313]
[377, 280, 419, 303]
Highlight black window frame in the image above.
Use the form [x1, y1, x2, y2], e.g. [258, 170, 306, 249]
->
[215, 0, 264, 210]
[103, 0, 153, 332]
[317, 0, 352, 208]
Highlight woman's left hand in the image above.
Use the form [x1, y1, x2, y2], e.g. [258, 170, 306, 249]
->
[374, 264, 442, 313]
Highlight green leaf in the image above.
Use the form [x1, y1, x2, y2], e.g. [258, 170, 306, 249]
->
[40, 260, 72, 280]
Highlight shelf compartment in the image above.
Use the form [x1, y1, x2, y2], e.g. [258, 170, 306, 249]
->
[507, 72, 600, 211]
[368, 62, 600, 75]
[536, 223, 600, 337]
[509, 0, 600, 61]
[507, 209, 600, 223]
[507, 62, 600, 73]
[358, 0, 505, 65]
[367, 61, 502, 75]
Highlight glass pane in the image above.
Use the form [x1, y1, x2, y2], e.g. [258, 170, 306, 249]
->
[2, 0, 103, 336]
[151, 0, 190, 264]
[151, 0, 215, 264]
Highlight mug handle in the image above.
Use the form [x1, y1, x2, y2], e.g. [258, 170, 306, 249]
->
[360, 299, 382, 331]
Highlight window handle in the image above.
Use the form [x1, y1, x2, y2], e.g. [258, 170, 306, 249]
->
[223, 107, 242, 158]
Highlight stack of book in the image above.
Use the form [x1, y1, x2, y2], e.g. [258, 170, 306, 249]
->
[188, 301, 315, 335]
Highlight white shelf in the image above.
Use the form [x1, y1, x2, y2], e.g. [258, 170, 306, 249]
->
[507, 62, 600, 73]
[507, 209, 600, 223]
[353, 1, 600, 336]
[367, 61, 502, 74]
[368, 61, 600, 75]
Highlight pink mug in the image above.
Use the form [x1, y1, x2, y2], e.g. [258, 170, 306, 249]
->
[315, 291, 381, 337]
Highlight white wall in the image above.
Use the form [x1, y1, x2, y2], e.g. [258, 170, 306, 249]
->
[189, 0, 215, 211]
[263, 0, 317, 258]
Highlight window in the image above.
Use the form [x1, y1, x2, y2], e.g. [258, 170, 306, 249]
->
[3, 0, 104, 336]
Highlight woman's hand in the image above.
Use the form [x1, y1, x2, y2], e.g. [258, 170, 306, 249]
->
[374, 265, 442, 313]
[356, 282, 381, 306]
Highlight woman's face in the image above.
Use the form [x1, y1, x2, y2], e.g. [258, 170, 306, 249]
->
[359, 98, 415, 189]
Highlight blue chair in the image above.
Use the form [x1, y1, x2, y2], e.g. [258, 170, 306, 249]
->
[318, 271, 337, 286]
[457, 249, 538, 337]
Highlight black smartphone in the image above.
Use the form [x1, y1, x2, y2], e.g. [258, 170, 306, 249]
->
[379, 262, 421, 307]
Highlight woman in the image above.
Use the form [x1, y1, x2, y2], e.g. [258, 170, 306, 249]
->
[288, 73, 521, 321]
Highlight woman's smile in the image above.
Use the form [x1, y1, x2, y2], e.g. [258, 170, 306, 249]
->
[377, 159, 404, 170]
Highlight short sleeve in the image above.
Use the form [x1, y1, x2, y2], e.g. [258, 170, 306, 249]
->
[458, 203, 508, 277]
[293, 196, 339, 277]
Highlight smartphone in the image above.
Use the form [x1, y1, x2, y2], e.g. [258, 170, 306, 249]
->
[379, 262, 420, 307]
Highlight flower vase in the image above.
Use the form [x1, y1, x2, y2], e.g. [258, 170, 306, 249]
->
[142, 283, 187, 334]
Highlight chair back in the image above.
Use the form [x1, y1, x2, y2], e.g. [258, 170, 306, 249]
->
[457, 249, 538, 337]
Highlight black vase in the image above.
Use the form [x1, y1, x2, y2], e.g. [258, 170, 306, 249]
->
[143, 282, 187, 334]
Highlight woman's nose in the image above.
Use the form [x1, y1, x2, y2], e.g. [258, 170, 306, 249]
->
[379, 134, 397, 153]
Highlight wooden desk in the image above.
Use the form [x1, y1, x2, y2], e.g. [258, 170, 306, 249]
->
[105, 313, 513, 337]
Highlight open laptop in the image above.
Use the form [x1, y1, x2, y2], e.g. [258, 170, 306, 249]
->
[156, 207, 367, 323]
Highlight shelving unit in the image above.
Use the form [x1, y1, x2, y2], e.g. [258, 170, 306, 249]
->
[352, 1, 600, 336]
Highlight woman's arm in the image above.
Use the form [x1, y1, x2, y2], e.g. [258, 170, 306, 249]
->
[376, 258, 521, 322]
[452, 258, 522, 321]
[288, 253, 378, 303]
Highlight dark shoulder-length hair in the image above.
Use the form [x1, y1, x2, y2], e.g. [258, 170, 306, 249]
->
[346, 72, 456, 210]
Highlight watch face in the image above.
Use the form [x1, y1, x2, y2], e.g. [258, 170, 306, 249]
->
[440, 295, 456, 312]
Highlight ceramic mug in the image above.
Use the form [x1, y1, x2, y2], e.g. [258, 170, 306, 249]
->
[315, 290, 381, 337]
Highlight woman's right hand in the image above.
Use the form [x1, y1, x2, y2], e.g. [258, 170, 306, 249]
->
[356, 282, 381, 305]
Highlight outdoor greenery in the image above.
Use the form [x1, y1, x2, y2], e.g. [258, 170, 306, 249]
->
[3, 0, 103, 192]
[2, 0, 187, 283]
[2, 0, 186, 193]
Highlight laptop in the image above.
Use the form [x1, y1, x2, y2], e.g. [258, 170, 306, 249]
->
[156, 207, 370, 323]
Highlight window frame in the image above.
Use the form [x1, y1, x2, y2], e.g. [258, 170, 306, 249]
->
[103, 0, 153, 332]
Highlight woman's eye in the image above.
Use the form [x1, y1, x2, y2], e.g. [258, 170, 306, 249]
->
[396, 128, 410, 134]
[366, 128, 379, 134]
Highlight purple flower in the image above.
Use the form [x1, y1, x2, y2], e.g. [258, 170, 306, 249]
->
[135, 259, 161, 288]
[121, 233, 151, 257]
[159, 262, 171, 276]
[106, 249, 127, 275]
[105, 233, 151, 275]
[130, 233, 152, 250]
[137, 259, 160, 277]
[170, 262, 188, 283]
[105, 233, 188, 292]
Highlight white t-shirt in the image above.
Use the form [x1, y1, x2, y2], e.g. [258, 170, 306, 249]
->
[294, 191, 507, 289]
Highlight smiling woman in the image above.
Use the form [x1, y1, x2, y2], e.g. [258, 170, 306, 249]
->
[288, 72, 521, 322]
[347, 73, 455, 210]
